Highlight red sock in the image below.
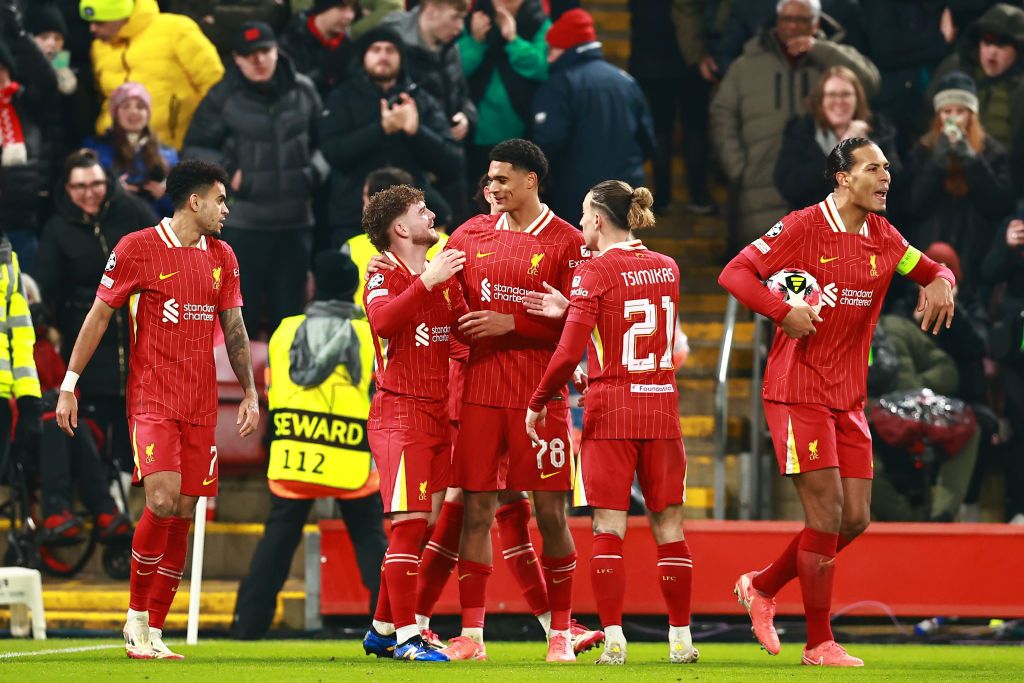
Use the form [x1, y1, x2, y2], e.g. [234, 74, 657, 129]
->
[148, 516, 191, 630]
[416, 502, 462, 617]
[657, 540, 693, 627]
[590, 533, 625, 627]
[456, 559, 492, 628]
[129, 507, 172, 612]
[496, 499, 549, 616]
[383, 519, 428, 629]
[541, 552, 576, 631]
[797, 527, 838, 648]
[373, 563, 392, 624]
[754, 531, 857, 597]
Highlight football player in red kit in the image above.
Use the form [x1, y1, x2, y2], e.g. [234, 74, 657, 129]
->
[55, 160, 260, 660]
[718, 138, 955, 666]
[526, 180, 698, 665]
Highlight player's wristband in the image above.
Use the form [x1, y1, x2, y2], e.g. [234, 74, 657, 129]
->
[60, 371, 79, 393]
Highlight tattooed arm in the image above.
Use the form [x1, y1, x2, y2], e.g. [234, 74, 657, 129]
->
[219, 306, 260, 437]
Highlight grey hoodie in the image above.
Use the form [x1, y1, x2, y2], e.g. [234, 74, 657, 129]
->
[289, 300, 364, 388]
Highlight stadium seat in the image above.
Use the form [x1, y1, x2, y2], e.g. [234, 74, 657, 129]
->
[214, 342, 269, 473]
[0, 567, 46, 639]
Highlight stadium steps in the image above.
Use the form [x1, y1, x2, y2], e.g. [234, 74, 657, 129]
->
[0, 579, 306, 632]
[587, 0, 631, 68]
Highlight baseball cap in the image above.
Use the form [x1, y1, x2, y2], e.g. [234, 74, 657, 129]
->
[234, 21, 277, 56]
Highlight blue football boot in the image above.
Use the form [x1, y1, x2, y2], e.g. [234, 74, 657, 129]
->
[394, 636, 450, 662]
[363, 628, 397, 658]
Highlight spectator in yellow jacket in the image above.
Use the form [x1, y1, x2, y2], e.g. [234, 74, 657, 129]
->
[80, 0, 224, 149]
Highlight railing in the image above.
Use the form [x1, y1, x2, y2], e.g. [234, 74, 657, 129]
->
[713, 298, 773, 520]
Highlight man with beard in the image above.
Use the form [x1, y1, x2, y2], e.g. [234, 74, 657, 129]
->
[319, 27, 463, 246]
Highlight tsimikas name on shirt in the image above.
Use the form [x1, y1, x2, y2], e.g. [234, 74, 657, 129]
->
[619, 267, 676, 287]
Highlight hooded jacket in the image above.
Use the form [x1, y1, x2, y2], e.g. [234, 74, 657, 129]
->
[89, 0, 224, 149]
[709, 21, 880, 243]
[382, 6, 477, 125]
[932, 3, 1024, 184]
[35, 176, 157, 399]
[531, 42, 655, 222]
[280, 8, 356, 98]
[318, 42, 463, 235]
[182, 54, 322, 232]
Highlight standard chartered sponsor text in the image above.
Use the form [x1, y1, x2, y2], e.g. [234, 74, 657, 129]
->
[183, 303, 217, 321]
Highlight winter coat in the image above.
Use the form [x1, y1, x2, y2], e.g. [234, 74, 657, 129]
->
[709, 24, 880, 243]
[182, 55, 322, 232]
[83, 131, 179, 218]
[456, 0, 550, 145]
[858, 0, 950, 72]
[878, 314, 960, 396]
[671, 0, 730, 68]
[0, 33, 59, 240]
[774, 113, 902, 212]
[630, 0, 687, 78]
[903, 136, 1014, 300]
[531, 43, 655, 222]
[382, 7, 478, 125]
[280, 8, 355, 98]
[318, 70, 463, 234]
[348, 0, 406, 41]
[931, 3, 1024, 184]
[35, 179, 157, 400]
[89, 0, 224, 150]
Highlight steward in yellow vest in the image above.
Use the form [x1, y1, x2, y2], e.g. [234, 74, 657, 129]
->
[232, 251, 387, 639]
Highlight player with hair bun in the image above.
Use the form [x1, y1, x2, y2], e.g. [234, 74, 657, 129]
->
[525, 180, 698, 666]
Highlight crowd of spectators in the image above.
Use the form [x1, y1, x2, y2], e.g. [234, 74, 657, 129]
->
[2, 0, 1023, 527]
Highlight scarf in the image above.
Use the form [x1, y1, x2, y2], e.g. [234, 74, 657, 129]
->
[0, 82, 26, 166]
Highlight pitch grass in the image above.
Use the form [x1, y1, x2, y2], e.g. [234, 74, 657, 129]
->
[2, 639, 1022, 681]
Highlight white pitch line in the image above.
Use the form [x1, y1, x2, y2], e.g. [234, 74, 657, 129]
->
[0, 643, 124, 659]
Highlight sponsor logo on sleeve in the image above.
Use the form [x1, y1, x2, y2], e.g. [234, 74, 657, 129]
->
[100, 275, 114, 289]
[572, 275, 582, 288]
[752, 238, 770, 254]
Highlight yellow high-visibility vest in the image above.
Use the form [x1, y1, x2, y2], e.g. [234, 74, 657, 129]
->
[265, 313, 375, 492]
[0, 241, 39, 400]
[343, 231, 448, 306]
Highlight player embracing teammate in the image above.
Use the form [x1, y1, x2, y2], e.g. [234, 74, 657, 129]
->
[526, 180, 698, 665]
[719, 138, 955, 666]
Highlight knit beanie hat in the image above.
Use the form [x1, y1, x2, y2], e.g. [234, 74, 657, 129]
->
[79, 0, 134, 22]
[545, 8, 597, 49]
[25, 3, 68, 37]
[313, 0, 355, 14]
[313, 250, 359, 301]
[924, 242, 963, 283]
[357, 26, 404, 62]
[108, 81, 151, 118]
[932, 70, 979, 113]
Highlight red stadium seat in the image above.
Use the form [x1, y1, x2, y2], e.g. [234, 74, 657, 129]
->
[214, 342, 269, 473]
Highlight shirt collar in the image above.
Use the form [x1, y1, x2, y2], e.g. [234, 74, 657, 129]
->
[819, 193, 868, 236]
[156, 217, 208, 250]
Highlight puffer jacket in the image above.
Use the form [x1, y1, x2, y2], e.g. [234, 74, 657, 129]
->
[182, 55, 322, 232]
[382, 7, 477, 125]
[35, 178, 157, 400]
[931, 3, 1024, 184]
[710, 23, 880, 243]
[89, 0, 224, 150]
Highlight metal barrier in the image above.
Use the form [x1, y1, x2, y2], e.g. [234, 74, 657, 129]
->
[712, 295, 738, 520]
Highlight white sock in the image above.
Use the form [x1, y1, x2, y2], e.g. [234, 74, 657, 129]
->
[604, 625, 625, 646]
[416, 614, 430, 630]
[127, 608, 148, 623]
[669, 625, 692, 647]
[537, 611, 551, 637]
[372, 619, 396, 636]
[149, 627, 162, 638]
[396, 624, 420, 645]
[549, 628, 570, 640]
[461, 627, 484, 644]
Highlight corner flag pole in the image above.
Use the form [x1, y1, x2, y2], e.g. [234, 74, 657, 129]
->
[186, 496, 209, 645]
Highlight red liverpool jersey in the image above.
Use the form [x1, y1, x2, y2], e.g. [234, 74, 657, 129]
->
[447, 206, 588, 409]
[96, 219, 242, 425]
[740, 194, 924, 411]
[564, 240, 682, 439]
[364, 251, 466, 436]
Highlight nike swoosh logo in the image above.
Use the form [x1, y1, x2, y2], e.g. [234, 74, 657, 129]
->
[136, 570, 155, 576]
[552, 576, 571, 584]
[540, 472, 559, 479]
[203, 477, 217, 485]
[458, 573, 471, 581]
[159, 271, 178, 280]
[526, 558, 538, 565]
[819, 256, 838, 264]
[476, 251, 496, 258]
[406, 571, 418, 576]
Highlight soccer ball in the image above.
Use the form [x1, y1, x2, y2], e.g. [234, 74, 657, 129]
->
[765, 268, 823, 314]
